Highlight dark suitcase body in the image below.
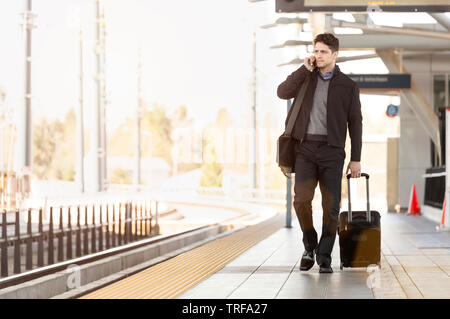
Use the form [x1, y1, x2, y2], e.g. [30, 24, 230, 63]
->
[338, 173, 381, 270]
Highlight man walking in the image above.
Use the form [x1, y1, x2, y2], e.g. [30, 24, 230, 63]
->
[277, 33, 363, 273]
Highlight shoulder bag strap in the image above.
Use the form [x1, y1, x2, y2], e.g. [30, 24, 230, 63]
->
[285, 74, 311, 136]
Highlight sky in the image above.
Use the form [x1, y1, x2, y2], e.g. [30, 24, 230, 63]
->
[0, 0, 285, 132]
[0, 0, 447, 135]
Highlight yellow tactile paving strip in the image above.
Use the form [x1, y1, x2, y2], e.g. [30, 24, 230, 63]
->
[80, 213, 283, 299]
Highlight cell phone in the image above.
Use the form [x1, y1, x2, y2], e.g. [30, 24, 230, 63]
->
[312, 60, 317, 68]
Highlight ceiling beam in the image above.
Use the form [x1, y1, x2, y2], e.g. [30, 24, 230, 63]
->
[429, 13, 450, 31]
[332, 20, 450, 40]
[338, 34, 450, 50]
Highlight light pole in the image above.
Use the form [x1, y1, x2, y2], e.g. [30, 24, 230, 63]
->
[17, 0, 36, 175]
[68, 4, 86, 193]
[250, 29, 258, 192]
[93, 0, 107, 192]
[78, 27, 85, 193]
[134, 48, 143, 188]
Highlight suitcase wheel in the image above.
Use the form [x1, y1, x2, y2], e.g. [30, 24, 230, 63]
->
[340, 262, 344, 270]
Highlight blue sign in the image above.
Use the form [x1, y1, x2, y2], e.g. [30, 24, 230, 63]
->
[386, 104, 399, 118]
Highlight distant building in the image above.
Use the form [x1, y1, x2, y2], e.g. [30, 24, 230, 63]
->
[174, 126, 279, 167]
[107, 156, 170, 187]
[83, 153, 171, 190]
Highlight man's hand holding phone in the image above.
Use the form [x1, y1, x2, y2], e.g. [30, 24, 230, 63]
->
[304, 55, 316, 72]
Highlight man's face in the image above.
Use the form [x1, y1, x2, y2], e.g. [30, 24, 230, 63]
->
[313, 42, 338, 69]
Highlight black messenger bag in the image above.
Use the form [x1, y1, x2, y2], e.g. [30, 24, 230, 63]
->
[276, 75, 311, 177]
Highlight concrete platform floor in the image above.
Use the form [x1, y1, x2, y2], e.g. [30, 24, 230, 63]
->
[178, 211, 450, 299]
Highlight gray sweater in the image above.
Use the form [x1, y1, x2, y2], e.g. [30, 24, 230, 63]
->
[306, 75, 330, 136]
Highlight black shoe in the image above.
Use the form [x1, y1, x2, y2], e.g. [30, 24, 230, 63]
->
[300, 249, 316, 271]
[319, 265, 333, 273]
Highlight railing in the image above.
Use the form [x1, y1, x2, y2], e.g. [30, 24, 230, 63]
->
[0, 200, 158, 278]
[423, 166, 446, 209]
[0, 170, 31, 211]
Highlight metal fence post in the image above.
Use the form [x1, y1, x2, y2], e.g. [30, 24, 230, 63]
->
[84, 205, 89, 255]
[48, 207, 54, 264]
[58, 207, 64, 261]
[98, 204, 103, 251]
[112, 204, 116, 247]
[37, 208, 44, 267]
[154, 200, 159, 236]
[140, 202, 143, 238]
[91, 205, 96, 253]
[118, 203, 122, 246]
[124, 203, 129, 245]
[1, 210, 7, 277]
[134, 202, 138, 241]
[13, 209, 20, 274]
[26, 208, 32, 270]
[128, 202, 132, 243]
[149, 201, 152, 235]
[144, 201, 148, 237]
[67, 207, 72, 259]
[76, 206, 81, 257]
[127, 202, 132, 243]
[106, 204, 110, 250]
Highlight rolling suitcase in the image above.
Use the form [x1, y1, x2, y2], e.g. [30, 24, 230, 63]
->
[338, 173, 381, 270]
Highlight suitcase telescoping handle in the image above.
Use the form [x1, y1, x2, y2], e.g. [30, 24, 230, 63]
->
[346, 173, 371, 223]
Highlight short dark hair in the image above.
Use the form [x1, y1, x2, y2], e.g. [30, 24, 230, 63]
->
[313, 33, 339, 52]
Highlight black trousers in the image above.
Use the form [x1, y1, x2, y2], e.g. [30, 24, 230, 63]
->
[293, 139, 345, 267]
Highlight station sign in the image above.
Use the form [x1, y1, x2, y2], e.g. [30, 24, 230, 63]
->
[276, 0, 450, 12]
[347, 74, 411, 89]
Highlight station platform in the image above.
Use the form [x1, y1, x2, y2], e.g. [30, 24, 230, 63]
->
[80, 208, 450, 299]
[180, 211, 450, 299]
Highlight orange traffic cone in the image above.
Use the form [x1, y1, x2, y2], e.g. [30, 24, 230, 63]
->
[436, 196, 447, 231]
[440, 196, 446, 227]
[408, 184, 421, 215]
